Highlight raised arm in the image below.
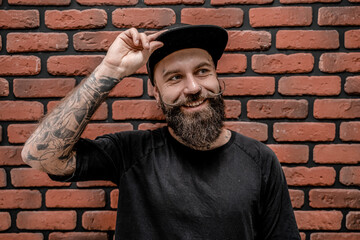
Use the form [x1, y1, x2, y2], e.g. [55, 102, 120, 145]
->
[21, 28, 164, 176]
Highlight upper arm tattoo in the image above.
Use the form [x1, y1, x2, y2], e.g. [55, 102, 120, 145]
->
[24, 71, 120, 175]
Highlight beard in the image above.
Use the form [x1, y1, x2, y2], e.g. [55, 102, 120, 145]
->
[159, 92, 225, 149]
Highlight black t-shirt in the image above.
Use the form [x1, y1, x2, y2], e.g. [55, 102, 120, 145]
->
[51, 127, 300, 240]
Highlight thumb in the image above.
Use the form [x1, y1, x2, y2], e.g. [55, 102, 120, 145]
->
[149, 41, 164, 55]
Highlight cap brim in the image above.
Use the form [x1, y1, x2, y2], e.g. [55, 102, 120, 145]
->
[147, 25, 228, 85]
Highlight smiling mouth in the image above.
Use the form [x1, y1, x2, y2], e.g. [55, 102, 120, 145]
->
[183, 98, 206, 108]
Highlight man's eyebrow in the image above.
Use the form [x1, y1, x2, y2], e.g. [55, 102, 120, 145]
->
[194, 61, 214, 69]
[162, 68, 181, 78]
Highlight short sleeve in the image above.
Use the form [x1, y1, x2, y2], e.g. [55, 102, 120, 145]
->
[258, 149, 301, 240]
[49, 136, 123, 185]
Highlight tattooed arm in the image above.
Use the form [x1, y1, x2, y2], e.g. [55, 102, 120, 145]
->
[21, 28, 164, 176]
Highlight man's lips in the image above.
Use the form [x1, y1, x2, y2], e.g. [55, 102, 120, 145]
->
[183, 98, 206, 108]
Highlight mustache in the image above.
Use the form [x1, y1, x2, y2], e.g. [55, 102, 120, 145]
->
[160, 79, 225, 108]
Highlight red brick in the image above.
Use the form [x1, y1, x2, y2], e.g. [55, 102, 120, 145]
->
[0, 146, 24, 166]
[11, 168, 71, 187]
[340, 122, 360, 141]
[289, 189, 304, 208]
[13, 78, 75, 98]
[217, 54, 247, 73]
[144, 0, 179, 4]
[0, 169, 6, 187]
[226, 30, 271, 51]
[0, 212, 11, 231]
[283, 167, 336, 186]
[224, 100, 241, 119]
[73, 31, 121, 51]
[47, 101, 107, 121]
[46, 189, 105, 208]
[0, 233, 43, 240]
[45, 9, 107, 30]
[224, 121, 268, 142]
[267, 144, 309, 164]
[82, 211, 116, 230]
[145, 0, 205, 4]
[47, 55, 104, 76]
[249, 7, 312, 27]
[276, 30, 339, 50]
[0, 10, 39, 29]
[112, 8, 175, 29]
[310, 189, 360, 209]
[314, 144, 360, 164]
[281, 0, 340, 3]
[77, 0, 137, 5]
[211, 0, 272, 4]
[319, 53, 360, 73]
[0, 101, 43, 121]
[311, 233, 360, 240]
[82, 123, 133, 140]
[110, 189, 118, 209]
[7, 33, 68, 53]
[76, 180, 116, 188]
[181, 8, 243, 28]
[340, 167, 360, 186]
[273, 122, 335, 142]
[9, 0, 70, 5]
[0, 78, 9, 96]
[345, 76, 360, 95]
[314, 99, 360, 119]
[318, 7, 360, 26]
[252, 53, 314, 74]
[278, 76, 341, 96]
[295, 210, 342, 230]
[49, 232, 108, 240]
[138, 123, 167, 131]
[247, 99, 308, 119]
[0, 55, 40, 76]
[345, 30, 360, 49]
[113, 100, 164, 120]
[221, 77, 275, 96]
[7, 124, 36, 144]
[108, 77, 143, 97]
[346, 212, 360, 230]
[17, 211, 76, 230]
[0, 190, 41, 209]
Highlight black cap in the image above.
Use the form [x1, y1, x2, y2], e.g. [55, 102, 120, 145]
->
[146, 25, 228, 85]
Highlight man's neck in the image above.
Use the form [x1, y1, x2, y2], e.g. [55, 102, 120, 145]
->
[168, 127, 231, 151]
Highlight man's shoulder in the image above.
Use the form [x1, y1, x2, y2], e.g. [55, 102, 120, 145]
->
[231, 130, 277, 165]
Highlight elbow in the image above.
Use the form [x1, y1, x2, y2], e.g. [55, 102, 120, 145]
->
[21, 144, 42, 171]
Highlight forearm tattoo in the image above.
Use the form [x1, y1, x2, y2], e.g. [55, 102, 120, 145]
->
[24, 70, 120, 175]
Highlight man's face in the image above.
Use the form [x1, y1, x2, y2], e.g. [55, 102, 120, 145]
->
[153, 48, 225, 149]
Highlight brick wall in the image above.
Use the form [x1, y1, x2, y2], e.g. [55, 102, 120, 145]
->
[0, 0, 359, 239]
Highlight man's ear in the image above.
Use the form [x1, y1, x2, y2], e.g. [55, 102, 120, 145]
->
[153, 84, 160, 106]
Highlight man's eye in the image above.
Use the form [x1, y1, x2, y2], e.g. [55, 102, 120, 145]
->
[169, 75, 182, 81]
[197, 69, 210, 75]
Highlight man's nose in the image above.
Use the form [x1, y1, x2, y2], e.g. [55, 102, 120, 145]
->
[183, 75, 202, 95]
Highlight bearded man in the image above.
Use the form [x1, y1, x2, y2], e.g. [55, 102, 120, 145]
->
[22, 25, 300, 240]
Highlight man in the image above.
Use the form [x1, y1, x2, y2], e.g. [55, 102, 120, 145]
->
[22, 25, 300, 239]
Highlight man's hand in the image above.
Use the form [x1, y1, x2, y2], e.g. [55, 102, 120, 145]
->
[97, 28, 164, 80]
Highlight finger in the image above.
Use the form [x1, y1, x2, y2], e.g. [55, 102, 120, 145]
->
[139, 33, 150, 50]
[149, 41, 164, 54]
[147, 29, 167, 42]
[127, 28, 140, 46]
